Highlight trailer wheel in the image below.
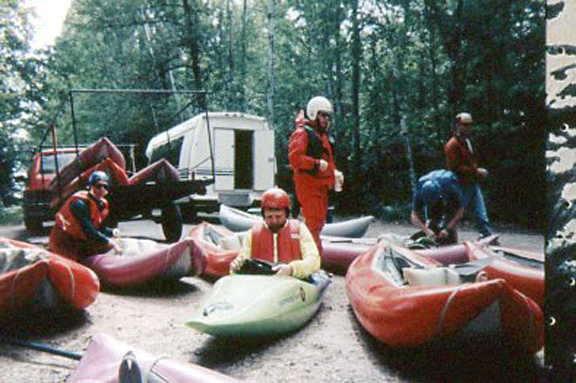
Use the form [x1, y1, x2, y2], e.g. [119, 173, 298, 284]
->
[161, 203, 183, 243]
[179, 204, 198, 224]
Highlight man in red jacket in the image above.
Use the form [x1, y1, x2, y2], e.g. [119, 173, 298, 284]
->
[288, 96, 343, 253]
[49, 171, 121, 260]
[229, 188, 320, 279]
[444, 112, 494, 239]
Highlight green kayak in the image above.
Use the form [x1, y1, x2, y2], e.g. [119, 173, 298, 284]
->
[186, 273, 331, 336]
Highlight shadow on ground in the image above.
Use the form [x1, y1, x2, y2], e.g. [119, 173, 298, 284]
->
[346, 306, 545, 382]
[102, 278, 201, 297]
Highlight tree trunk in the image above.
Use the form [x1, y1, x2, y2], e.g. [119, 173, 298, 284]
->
[227, 0, 235, 109]
[238, 0, 248, 110]
[350, 0, 361, 184]
[333, 3, 345, 143]
[266, 0, 276, 129]
[423, 0, 465, 115]
[182, 0, 202, 91]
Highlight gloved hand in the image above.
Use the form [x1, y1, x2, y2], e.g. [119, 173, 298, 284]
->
[319, 160, 328, 172]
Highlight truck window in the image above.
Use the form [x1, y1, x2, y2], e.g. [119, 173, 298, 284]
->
[150, 136, 184, 166]
[40, 152, 77, 174]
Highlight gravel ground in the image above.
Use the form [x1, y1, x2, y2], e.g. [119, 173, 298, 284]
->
[0, 218, 545, 382]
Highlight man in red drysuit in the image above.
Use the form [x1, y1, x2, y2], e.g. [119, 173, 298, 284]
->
[288, 96, 343, 254]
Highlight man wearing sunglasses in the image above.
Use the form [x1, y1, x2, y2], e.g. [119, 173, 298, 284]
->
[49, 171, 122, 259]
[288, 96, 343, 254]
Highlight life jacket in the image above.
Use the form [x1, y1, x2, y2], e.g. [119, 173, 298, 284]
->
[304, 124, 334, 175]
[55, 191, 109, 240]
[251, 219, 302, 263]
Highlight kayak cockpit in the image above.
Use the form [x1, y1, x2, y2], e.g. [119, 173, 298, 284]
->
[371, 243, 496, 288]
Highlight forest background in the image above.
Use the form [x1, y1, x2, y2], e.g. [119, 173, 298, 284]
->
[0, 0, 545, 229]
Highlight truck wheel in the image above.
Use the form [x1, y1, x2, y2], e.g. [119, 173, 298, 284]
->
[161, 204, 183, 243]
[24, 216, 43, 232]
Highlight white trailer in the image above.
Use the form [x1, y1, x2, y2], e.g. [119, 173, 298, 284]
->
[145, 112, 276, 214]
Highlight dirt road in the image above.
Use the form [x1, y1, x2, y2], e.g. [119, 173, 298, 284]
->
[0, 219, 545, 382]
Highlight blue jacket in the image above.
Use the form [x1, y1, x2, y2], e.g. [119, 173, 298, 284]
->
[412, 170, 463, 222]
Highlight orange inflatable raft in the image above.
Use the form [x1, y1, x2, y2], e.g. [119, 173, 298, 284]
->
[345, 241, 543, 352]
[0, 237, 99, 316]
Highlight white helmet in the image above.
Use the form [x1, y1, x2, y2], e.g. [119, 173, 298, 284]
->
[307, 96, 333, 120]
[456, 112, 473, 124]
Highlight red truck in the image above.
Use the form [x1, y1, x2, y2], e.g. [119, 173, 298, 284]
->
[23, 148, 77, 231]
[23, 142, 210, 242]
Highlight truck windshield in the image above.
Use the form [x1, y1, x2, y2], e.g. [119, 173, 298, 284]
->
[40, 153, 77, 174]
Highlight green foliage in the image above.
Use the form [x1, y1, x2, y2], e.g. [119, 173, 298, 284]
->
[6, 0, 546, 229]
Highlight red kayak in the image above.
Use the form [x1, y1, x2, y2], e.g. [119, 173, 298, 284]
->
[129, 159, 180, 185]
[414, 234, 500, 265]
[68, 333, 239, 382]
[186, 222, 373, 278]
[83, 238, 206, 287]
[49, 137, 126, 193]
[345, 241, 543, 352]
[0, 238, 99, 315]
[417, 239, 544, 308]
[186, 222, 239, 278]
[50, 158, 129, 209]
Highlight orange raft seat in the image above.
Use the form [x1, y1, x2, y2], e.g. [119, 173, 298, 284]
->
[68, 333, 239, 382]
[82, 237, 207, 288]
[0, 237, 99, 317]
[185, 221, 372, 278]
[345, 241, 543, 353]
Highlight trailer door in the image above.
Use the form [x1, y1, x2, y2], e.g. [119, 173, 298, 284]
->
[214, 128, 235, 191]
[254, 130, 275, 190]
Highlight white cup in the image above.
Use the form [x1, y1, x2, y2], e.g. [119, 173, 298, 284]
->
[334, 170, 344, 192]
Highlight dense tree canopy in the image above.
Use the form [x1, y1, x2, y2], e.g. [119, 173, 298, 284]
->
[0, 0, 46, 206]
[6, 0, 545, 228]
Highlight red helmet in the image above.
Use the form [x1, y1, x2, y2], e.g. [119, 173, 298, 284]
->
[261, 188, 290, 210]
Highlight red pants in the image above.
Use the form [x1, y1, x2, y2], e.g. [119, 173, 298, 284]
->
[294, 183, 328, 254]
[49, 225, 111, 260]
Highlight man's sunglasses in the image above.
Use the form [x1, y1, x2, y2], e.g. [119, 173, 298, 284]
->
[318, 111, 331, 118]
[94, 184, 108, 190]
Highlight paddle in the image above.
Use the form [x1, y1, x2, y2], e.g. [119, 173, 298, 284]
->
[0, 335, 82, 360]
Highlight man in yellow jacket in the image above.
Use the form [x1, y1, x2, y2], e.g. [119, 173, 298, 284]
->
[230, 188, 320, 279]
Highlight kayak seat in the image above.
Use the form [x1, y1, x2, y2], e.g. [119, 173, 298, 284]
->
[403, 267, 462, 287]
